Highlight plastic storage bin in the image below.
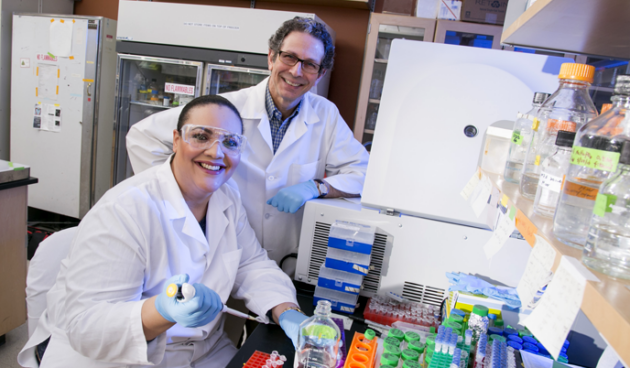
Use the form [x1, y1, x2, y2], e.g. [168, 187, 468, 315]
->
[325, 247, 371, 275]
[317, 264, 363, 294]
[313, 286, 359, 314]
[327, 220, 376, 254]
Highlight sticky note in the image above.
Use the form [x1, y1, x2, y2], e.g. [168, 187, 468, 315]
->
[483, 211, 515, 260]
[524, 257, 594, 359]
[517, 235, 556, 308]
[486, 186, 501, 230]
[470, 174, 493, 218]
[48, 52, 55, 58]
[501, 194, 509, 207]
[509, 206, 516, 221]
[460, 169, 481, 201]
[534, 155, 541, 166]
[515, 210, 538, 247]
[532, 118, 540, 132]
[511, 131, 523, 146]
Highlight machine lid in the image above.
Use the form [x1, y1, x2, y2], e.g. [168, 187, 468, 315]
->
[361, 40, 571, 229]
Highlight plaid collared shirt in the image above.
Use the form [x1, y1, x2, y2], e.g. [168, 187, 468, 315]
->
[265, 84, 301, 154]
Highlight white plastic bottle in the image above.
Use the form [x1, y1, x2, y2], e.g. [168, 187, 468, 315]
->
[582, 140, 630, 280]
[533, 131, 575, 218]
[504, 92, 550, 184]
[554, 74, 630, 248]
[294, 300, 340, 368]
[520, 63, 597, 200]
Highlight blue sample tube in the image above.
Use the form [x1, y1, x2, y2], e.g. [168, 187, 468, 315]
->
[451, 309, 466, 318]
[537, 342, 549, 354]
[504, 328, 518, 337]
[522, 336, 538, 344]
[507, 335, 523, 344]
[523, 342, 539, 352]
[488, 327, 503, 336]
[507, 341, 522, 350]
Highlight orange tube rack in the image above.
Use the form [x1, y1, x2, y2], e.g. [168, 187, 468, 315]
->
[344, 331, 378, 368]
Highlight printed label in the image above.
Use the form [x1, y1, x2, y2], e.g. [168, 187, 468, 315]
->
[37, 53, 58, 62]
[539, 171, 563, 192]
[570, 146, 620, 172]
[345, 286, 360, 293]
[165, 82, 195, 96]
[563, 181, 599, 201]
[547, 119, 576, 133]
[352, 264, 368, 274]
[340, 306, 354, 312]
[593, 193, 617, 217]
[512, 131, 523, 146]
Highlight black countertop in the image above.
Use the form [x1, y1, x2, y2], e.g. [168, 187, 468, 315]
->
[0, 177, 38, 191]
[226, 282, 370, 368]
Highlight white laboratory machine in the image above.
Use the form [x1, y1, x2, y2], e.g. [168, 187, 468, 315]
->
[295, 41, 606, 365]
[10, 14, 117, 219]
[113, 1, 336, 184]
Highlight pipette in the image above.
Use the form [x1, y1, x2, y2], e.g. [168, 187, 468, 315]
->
[169, 282, 268, 323]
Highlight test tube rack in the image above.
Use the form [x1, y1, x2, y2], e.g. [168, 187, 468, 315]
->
[243, 351, 271, 368]
[363, 296, 439, 327]
[343, 331, 378, 368]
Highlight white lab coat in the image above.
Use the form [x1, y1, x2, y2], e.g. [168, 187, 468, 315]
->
[127, 78, 369, 265]
[18, 158, 297, 368]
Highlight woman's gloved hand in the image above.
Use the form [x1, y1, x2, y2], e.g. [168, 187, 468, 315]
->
[279, 310, 309, 348]
[155, 274, 223, 327]
[267, 180, 320, 213]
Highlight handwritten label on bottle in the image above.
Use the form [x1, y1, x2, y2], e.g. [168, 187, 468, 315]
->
[512, 131, 523, 146]
[570, 146, 620, 172]
[539, 172, 563, 192]
[563, 181, 599, 201]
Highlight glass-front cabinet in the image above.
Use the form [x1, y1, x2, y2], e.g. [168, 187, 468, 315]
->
[353, 14, 436, 150]
[113, 55, 203, 185]
[204, 64, 269, 95]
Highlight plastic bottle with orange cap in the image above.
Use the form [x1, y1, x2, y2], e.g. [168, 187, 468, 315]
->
[553, 74, 630, 248]
[519, 63, 598, 200]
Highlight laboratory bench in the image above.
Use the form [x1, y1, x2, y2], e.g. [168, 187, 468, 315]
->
[226, 282, 371, 368]
[0, 176, 38, 341]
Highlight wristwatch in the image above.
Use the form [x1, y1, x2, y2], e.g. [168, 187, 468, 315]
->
[313, 179, 328, 198]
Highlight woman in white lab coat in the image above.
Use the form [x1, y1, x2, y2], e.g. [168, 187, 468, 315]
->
[18, 95, 307, 368]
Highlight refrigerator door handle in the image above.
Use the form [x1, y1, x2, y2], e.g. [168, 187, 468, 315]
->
[86, 83, 92, 96]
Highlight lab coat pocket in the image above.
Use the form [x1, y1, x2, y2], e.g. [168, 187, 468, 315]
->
[289, 159, 322, 186]
[216, 249, 242, 301]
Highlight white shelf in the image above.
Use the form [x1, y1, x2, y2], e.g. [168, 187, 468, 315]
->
[501, 0, 630, 59]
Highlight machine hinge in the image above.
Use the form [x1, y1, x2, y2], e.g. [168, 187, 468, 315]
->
[384, 208, 400, 216]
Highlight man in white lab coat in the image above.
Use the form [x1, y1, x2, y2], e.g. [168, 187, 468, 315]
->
[127, 17, 369, 271]
[18, 96, 306, 368]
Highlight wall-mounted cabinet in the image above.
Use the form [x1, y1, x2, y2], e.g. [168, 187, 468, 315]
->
[353, 13, 436, 147]
[501, 0, 630, 59]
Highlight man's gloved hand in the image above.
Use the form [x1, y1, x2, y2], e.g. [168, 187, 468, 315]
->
[267, 180, 320, 213]
[279, 310, 309, 348]
[155, 274, 223, 328]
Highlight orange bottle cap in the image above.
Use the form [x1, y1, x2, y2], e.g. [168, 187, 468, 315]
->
[558, 63, 595, 83]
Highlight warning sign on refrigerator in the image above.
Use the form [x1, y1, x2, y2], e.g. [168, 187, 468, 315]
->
[165, 83, 195, 96]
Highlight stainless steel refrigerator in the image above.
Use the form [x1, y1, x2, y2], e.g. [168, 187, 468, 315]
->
[10, 14, 117, 219]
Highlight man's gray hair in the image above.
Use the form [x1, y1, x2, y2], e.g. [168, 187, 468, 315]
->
[268, 16, 335, 72]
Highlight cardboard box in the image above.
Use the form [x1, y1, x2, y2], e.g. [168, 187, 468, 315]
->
[461, 0, 508, 25]
[438, 0, 462, 21]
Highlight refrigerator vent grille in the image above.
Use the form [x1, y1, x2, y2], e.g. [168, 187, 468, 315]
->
[402, 282, 445, 307]
[307, 222, 385, 294]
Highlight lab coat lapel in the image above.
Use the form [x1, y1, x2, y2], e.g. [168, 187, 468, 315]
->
[240, 80, 274, 157]
[274, 93, 320, 157]
[156, 159, 211, 258]
[203, 189, 232, 262]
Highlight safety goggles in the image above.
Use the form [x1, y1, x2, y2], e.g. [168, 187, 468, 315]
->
[181, 125, 247, 156]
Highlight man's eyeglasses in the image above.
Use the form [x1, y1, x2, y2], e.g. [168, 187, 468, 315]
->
[181, 125, 247, 156]
[277, 51, 322, 74]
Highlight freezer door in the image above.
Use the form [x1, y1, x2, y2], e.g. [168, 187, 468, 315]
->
[10, 15, 108, 219]
[204, 64, 269, 96]
[113, 55, 203, 185]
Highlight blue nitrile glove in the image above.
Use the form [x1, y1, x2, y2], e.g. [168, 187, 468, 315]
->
[279, 309, 309, 348]
[267, 180, 320, 213]
[155, 274, 223, 327]
[483, 286, 522, 308]
[446, 272, 493, 294]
